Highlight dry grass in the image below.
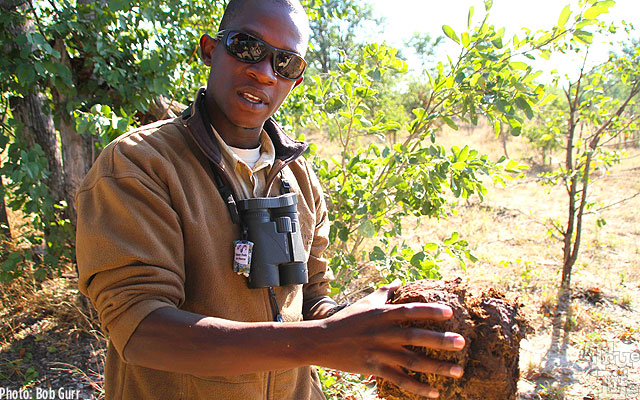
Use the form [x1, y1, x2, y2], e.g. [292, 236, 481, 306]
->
[0, 268, 106, 397]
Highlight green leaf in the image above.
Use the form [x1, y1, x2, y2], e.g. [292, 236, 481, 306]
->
[424, 243, 438, 252]
[557, 5, 571, 28]
[468, 6, 475, 29]
[16, 34, 28, 47]
[461, 32, 471, 48]
[16, 67, 36, 87]
[369, 68, 382, 81]
[509, 61, 528, 70]
[370, 246, 386, 261]
[583, 1, 614, 19]
[465, 250, 479, 263]
[514, 96, 534, 119]
[458, 145, 470, 162]
[116, 118, 129, 132]
[108, 0, 130, 11]
[444, 232, 459, 245]
[442, 116, 458, 130]
[325, 97, 344, 113]
[573, 29, 593, 44]
[451, 162, 465, 170]
[358, 220, 375, 238]
[442, 25, 460, 44]
[1, 252, 22, 271]
[338, 226, 349, 242]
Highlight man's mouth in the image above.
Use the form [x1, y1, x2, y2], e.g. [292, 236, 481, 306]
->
[241, 92, 264, 104]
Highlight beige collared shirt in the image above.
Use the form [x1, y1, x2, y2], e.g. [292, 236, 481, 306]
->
[210, 125, 276, 198]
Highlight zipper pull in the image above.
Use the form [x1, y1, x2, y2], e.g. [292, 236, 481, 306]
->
[268, 287, 284, 323]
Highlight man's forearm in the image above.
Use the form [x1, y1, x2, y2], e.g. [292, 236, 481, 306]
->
[123, 285, 468, 399]
[124, 306, 324, 376]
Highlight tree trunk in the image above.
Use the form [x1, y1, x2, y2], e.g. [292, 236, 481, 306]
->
[0, 175, 10, 240]
[146, 96, 186, 121]
[9, 94, 66, 205]
[561, 89, 578, 290]
[1, 0, 67, 211]
[500, 123, 509, 158]
[52, 39, 94, 227]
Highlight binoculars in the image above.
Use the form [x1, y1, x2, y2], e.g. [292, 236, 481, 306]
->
[237, 193, 308, 288]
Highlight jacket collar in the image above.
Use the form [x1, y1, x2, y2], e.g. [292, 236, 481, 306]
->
[182, 88, 308, 166]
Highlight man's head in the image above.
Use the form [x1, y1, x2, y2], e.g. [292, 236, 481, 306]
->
[200, 0, 310, 144]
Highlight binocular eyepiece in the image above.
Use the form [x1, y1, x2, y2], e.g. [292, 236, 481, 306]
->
[236, 193, 308, 288]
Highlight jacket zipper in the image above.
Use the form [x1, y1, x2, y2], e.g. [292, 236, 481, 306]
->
[265, 370, 272, 400]
[203, 134, 295, 400]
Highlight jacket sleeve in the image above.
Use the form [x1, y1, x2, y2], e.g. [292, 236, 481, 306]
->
[300, 160, 334, 302]
[76, 152, 185, 360]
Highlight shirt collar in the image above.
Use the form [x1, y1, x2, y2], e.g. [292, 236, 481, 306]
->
[209, 125, 275, 174]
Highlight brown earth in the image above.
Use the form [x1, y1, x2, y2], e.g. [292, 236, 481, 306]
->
[377, 278, 529, 400]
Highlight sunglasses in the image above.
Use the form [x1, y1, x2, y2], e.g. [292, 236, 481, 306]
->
[214, 30, 307, 81]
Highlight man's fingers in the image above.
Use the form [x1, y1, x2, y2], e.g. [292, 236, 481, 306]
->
[383, 303, 454, 322]
[377, 365, 441, 399]
[380, 349, 465, 378]
[385, 328, 465, 351]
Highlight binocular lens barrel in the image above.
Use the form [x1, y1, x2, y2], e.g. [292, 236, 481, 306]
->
[237, 193, 308, 288]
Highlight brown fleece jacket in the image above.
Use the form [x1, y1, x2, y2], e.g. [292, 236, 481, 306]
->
[76, 89, 332, 399]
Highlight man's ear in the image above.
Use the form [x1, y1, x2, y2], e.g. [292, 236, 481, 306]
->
[293, 76, 304, 88]
[200, 34, 217, 66]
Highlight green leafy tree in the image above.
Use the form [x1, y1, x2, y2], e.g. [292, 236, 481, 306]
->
[0, 0, 223, 280]
[299, 0, 592, 298]
[405, 32, 444, 69]
[304, 0, 380, 73]
[524, 92, 566, 166]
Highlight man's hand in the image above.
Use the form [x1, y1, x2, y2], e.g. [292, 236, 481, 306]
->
[316, 280, 465, 399]
[123, 281, 464, 399]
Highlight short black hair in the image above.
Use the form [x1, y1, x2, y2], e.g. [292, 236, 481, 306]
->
[219, 0, 304, 31]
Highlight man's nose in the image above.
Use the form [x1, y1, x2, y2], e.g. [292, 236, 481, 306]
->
[246, 54, 277, 85]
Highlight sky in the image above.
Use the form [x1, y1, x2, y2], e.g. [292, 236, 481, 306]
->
[366, 0, 640, 81]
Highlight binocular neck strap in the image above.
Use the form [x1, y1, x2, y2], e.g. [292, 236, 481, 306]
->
[268, 287, 285, 322]
[210, 163, 241, 223]
[209, 161, 291, 226]
[280, 170, 291, 194]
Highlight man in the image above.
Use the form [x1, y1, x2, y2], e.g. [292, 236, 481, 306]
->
[76, 0, 465, 399]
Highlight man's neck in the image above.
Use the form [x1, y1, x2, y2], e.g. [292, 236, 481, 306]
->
[206, 100, 263, 149]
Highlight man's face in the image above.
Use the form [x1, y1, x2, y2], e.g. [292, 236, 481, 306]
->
[203, 2, 308, 133]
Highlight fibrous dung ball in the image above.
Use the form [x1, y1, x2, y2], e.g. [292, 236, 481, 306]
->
[376, 278, 528, 400]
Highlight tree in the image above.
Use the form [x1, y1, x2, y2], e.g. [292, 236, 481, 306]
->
[0, 0, 223, 280]
[538, 35, 640, 289]
[304, 0, 380, 73]
[295, 0, 604, 298]
[405, 32, 444, 69]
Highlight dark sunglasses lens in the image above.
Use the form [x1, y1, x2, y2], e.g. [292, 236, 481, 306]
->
[224, 31, 306, 80]
[226, 32, 266, 62]
[275, 52, 306, 80]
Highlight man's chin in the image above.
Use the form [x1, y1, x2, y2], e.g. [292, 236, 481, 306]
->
[231, 115, 270, 131]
